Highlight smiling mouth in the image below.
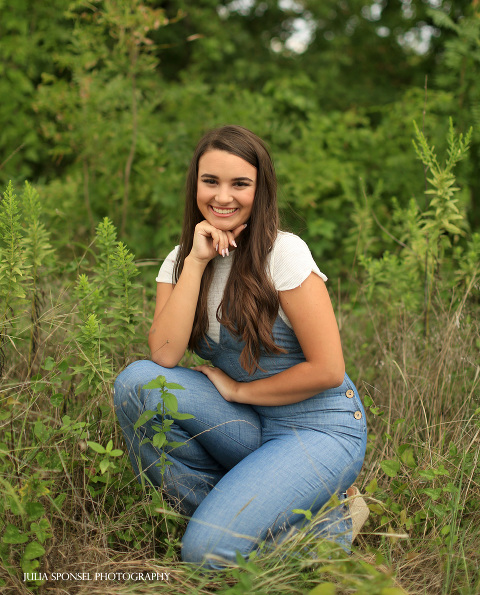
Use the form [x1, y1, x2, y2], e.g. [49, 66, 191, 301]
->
[210, 206, 239, 216]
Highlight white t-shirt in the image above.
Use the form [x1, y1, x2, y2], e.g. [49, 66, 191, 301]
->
[155, 230, 327, 343]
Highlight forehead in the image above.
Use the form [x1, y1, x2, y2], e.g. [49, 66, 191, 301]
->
[198, 150, 257, 180]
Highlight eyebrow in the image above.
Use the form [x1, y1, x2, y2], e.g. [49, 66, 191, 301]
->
[200, 173, 254, 183]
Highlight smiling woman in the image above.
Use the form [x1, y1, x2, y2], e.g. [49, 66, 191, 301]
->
[113, 125, 368, 569]
[197, 150, 256, 232]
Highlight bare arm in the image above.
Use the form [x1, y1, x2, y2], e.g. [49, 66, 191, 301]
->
[149, 221, 246, 368]
[148, 256, 206, 367]
[194, 273, 345, 405]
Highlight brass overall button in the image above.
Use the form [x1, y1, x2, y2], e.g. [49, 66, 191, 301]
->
[346, 389, 354, 398]
[354, 411, 362, 420]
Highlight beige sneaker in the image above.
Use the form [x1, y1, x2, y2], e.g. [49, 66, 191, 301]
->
[346, 486, 369, 542]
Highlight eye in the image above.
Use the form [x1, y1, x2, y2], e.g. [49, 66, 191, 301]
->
[234, 181, 249, 187]
[202, 178, 217, 185]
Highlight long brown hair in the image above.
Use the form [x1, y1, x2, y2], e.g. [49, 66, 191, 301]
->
[174, 125, 285, 374]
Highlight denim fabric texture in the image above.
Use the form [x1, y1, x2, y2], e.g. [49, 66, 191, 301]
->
[114, 317, 367, 569]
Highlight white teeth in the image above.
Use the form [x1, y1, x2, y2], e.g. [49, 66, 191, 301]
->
[211, 207, 237, 214]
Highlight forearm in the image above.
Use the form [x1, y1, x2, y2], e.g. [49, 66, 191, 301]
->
[148, 256, 206, 367]
[235, 360, 345, 406]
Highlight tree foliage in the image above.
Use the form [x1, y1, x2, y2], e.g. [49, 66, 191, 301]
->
[0, 0, 478, 271]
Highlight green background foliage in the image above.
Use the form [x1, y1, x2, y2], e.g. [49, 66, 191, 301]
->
[1, 0, 479, 270]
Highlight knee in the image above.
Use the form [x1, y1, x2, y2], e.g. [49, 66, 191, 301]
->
[181, 534, 229, 569]
[114, 363, 138, 411]
[114, 360, 164, 398]
[113, 360, 159, 411]
[181, 524, 251, 570]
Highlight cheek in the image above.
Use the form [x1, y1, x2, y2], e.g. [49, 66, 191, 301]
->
[196, 187, 207, 207]
[245, 193, 255, 212]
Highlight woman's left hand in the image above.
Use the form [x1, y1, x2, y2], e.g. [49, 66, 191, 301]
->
[191, 365, 240, 403]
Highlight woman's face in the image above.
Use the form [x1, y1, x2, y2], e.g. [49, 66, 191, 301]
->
[196, 150, 257, 231]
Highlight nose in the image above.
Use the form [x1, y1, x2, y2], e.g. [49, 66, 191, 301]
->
[216, 185, 233, 205]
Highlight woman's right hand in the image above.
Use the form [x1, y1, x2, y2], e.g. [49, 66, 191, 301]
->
[189, 221, 247, 264]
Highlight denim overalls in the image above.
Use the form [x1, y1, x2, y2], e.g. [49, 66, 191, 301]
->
[114, 316, 367, 569]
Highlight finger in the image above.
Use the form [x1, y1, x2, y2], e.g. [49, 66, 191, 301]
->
[191, 365, 214, 373]
[232, 222, 248, 239]
[218, 231, 230, 257]
[195, 221, 215, 237]
[226, 230, 237, 248]
[196, 222, 222, 247]
[207, 229, 222, 253]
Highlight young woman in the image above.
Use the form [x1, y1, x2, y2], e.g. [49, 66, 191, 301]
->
[114, 125, 368, 569]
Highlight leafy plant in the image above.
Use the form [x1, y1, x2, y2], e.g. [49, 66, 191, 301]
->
[359, 119, 474, 337]
[135, 375, 193, 480]
[0, 182, 28, 377]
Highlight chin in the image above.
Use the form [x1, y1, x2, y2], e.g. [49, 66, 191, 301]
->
[209, 219, 240, 231]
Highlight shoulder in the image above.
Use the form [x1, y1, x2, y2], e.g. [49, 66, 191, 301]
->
[166, 245, 180, 261]
[272, 230, 311, 256]
[269, 231, 327, 291]
[155, 245, 180, 283]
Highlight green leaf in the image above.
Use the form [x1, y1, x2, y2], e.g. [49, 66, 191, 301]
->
[34, 421, 50, 442]
[152, 433, 166, 448]
[399, 446, 417, 468]
[166, 441, 185, 449]
[164, 382, 185, 390]
[25, 502, 45, 521]
[418, 469, 436, 480]
[3, 524, 29, 544]
[434, 465, 449, 476]
[50, 393, 64, 407]
[162, 392, 178, 412]
[30, 519, 52, 544]
[106, 440, 113, 452]
[381, 459, 400, 478]
[421, 487, 442, 501]
[133, 409, 156, 430]
[171, 412, 195, 420]
[7, 493, 25, 516]
[143, 375, 166, 390]
[58, 359, 70, 373]
[369, 503, 385, 515]
[109, 449, 123, 457]
[32, 381, 47, 393]
[22, 541, 46, 560]
[87, 441, 106, 454]
[99, 459, 110, 474]
[292, 508, 312, 520]
[21, 558, 40, 575]
[364, 394, 373, 407]
[42, 357, 55, 370]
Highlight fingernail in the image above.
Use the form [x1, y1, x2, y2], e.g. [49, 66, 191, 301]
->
[215, 243, 219, 252]
[221, 249, 225, 257]
[226, 248, 229, 256]
[232, 240, 237, 248]
[244, 223, 248, 228]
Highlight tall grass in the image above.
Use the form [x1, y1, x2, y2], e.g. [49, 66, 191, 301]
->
[0, 124, 479, 594]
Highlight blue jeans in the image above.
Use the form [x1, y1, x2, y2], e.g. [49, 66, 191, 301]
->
[113, 319, 367, 569]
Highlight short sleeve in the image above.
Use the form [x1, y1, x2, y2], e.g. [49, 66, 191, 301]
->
[155, 246, 180, 284]
[269, 232, 327, 291]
